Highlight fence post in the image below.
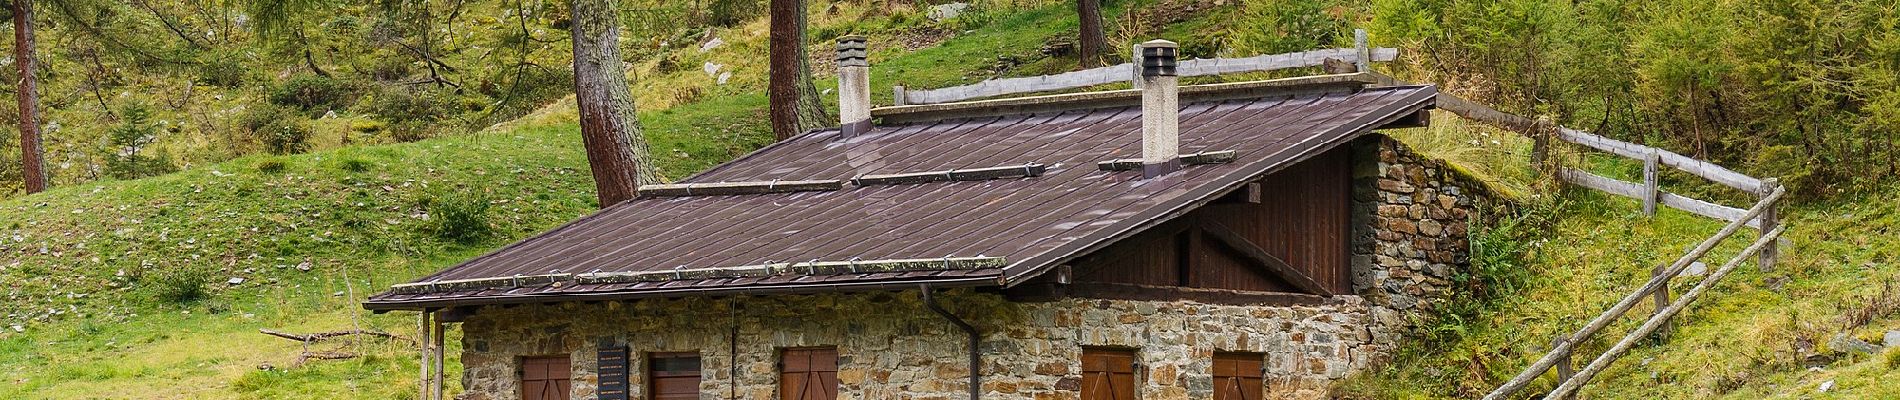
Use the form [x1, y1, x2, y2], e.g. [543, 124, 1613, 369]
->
[1642, 150, 1660, 216]
[893, 85, 907, 106]
[1551, 335, 1576, 400]
[1353, 29, 1371, 73]
[1532, 117, 1553, 178]
[1649, 264, 1672, 341]
[1757, 178, 1782, 271]
[1131, 43, 1145, 90]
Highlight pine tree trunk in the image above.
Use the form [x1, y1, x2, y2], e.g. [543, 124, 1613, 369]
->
[792, 2, 828, 133]
[14, 0, 45, 194]
[570, 0, 660, 208]
[769, 0, 828, 141]
[1076, 0, 1106, 68]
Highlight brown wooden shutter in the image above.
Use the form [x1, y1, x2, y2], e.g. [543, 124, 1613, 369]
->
[649, 352, 703, 400]
[598, 347, 630, 400]
[1213, 352, 1265, 400]
[779, 347, 840, 400]
[520, 355, 572, 400]
[1081, 348, 1136, 400]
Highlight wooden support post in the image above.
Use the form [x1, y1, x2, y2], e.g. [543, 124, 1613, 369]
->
[1757, 178, 1781, 272]
[1531, 117, 1554, 178]
[1642, 150, 1660, 216]
[1353, 29, 1371, 73]
[432, 316, 445, 400]
[1551, 335, 1575, 400]
[893, 85, 907, 106]
[418, 311, 430, 400]
[1649, 265, 1672, 341]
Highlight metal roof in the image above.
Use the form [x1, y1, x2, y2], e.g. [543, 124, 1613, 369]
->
[364, 81, 1437, 310]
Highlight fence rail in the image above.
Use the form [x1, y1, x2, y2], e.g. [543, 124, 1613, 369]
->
[895, 47, 1397, 105]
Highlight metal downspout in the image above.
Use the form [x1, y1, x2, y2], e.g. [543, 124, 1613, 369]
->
[921, 285, 981, 400]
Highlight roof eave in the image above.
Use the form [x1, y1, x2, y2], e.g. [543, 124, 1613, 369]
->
[361, 274, 1001, 311]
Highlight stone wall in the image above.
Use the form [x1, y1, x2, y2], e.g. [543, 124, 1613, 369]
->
[1350, 135, 1490, 312]
[458, 291, 1398, 400]
[453, 134, 1488, 400]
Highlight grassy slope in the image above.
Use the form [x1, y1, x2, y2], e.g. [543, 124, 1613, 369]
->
[1356, 120, 1900, 399]
[0, 1, 1086, 398]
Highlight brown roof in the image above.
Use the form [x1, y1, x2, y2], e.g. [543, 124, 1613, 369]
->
[364, 79, 1438, 310]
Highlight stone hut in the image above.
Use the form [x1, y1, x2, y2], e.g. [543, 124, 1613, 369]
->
[366, 40, 1487, 400]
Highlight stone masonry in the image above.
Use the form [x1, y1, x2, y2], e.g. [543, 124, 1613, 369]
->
[454, 135, 1487, 400]
[1351, 135, 1489, 312]
[459, 291, 1394, 400]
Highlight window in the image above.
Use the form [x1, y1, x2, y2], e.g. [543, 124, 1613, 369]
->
[520, 355, 572, 400]
[1081, 348, 1137, 400]
[649, 352, 702, 400]
[1212, 352, 1265, 400]
[779, 347, 839, 400]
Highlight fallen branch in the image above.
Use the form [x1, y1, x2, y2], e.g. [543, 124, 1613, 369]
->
[293, 351, 359, 367]
[260, 328, 412, 344]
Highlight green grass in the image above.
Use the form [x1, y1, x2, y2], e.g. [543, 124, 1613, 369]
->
[1340, 116, 1900, 399]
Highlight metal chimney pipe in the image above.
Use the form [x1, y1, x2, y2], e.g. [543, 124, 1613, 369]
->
[1138, 39, 1181, 178]
[837, 35, 872, 138]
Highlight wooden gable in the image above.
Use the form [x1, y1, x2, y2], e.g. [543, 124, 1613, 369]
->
[1058, 144, 1354, 297]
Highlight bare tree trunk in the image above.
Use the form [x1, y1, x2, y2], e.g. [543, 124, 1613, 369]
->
[1076, 0, 1106, 68]
[15, 0, 46, 194]
[792, 2, 827, 133]
[769, 0, 828, 141]
[570, 0, 660, 208]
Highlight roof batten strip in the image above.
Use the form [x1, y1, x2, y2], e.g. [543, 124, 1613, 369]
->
[637, 180, 844, 197]
[1097, 150, 1238, 172]
[851, 163, 1049, 186]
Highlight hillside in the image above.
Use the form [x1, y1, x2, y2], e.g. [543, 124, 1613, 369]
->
[3, 0, 1899, 399]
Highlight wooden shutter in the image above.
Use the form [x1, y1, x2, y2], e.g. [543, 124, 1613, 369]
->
[779, 347, 839, 400]
[520, 355, 572, 400]
[650, 352, 703, 400]
[598, 347, 630, 400]
[1213, 352, 1265, 400]
[1080, 348, 1136, 400]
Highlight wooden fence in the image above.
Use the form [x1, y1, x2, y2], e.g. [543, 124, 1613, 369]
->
[1414, 78, 1784, 271]
[893, 47, 1397, 105]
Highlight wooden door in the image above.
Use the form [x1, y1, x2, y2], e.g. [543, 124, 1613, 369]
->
[779, 347, 839, 400]
[1213, 353, 1264, 400]
[650, 352, 703, 400]
[520, 355, 572, 400]
[1081, 348, 1136, 400]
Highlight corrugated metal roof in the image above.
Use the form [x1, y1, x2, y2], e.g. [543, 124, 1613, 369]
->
[364, 83, 1437, 310]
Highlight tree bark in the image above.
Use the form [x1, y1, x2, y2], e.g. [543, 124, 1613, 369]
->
[570, 0, 660, 208]
[769, 0, 829, 141]
[1076, 0, 1106, 68]
[14, 0, 46, 194]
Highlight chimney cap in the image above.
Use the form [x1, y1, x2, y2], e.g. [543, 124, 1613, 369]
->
[837, 36, 868, 67]
[1138, 39, 1178, 77]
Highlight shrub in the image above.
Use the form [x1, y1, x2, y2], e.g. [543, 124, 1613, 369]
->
[338, 157, 372, 173]
[148, 268, 211, 304]
[1419, 198, 1560, 344]
[256, 158, 288, 174]
[241, 104, 313, 154]
[196, 53, 252, 88]
[425, 192, 492, 244]
[268, 75, 357, 111]
[104, 103, 178, 179]
[361, 86, 455, 142]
